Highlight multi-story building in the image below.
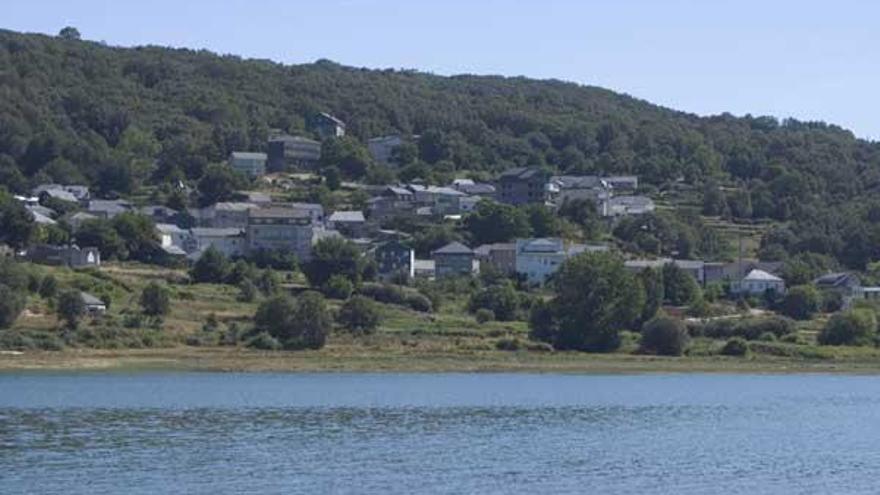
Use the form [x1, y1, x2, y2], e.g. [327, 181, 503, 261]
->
[496, 167, 551, 206]
[246, 207, 316, 261]
[367, 135, 406, 165]
[432, 241, 477, 279]
[188, 228, 247, 259]
[229, 151, 267, 177]
[308, 112, 346, 139]
[474, 242, 516, 274]
[267, 135, 322, 171]
[374, 240, 415, 281]
[514, 238, 607, 286]
[206, 202, 260, 229]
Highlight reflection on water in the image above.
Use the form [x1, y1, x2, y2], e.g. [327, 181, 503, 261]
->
[2, 373, 880, 494]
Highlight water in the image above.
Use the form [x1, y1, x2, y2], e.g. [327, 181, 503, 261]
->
[1, 373, 879, 494]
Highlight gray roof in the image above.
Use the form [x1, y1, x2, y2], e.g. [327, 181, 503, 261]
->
[213, 202, 259, 212]
[329, 211, 365, 223]
[191, 227, 245, 237]
[609, 195, 654, 207]
[552, 175, 608, 189]
[248, 207, 310, 219]
[269, 134, 321, 145]
[80, 292, 105, 306]
[499, 167, 545, 180]
[317, 112, 346, 127]
[29, 210, 56, 225]
[474, 243, 515, 256]
[41, 189, 78, 202]
[433, 241, 473, 255]
[814, 272, 859, 287]
[88, 199, 131, 213]
[156, 223, 186, 234]
[519, 238, 564, 253]
[744, 269, 783, 282]
[230, 151, 267, 160]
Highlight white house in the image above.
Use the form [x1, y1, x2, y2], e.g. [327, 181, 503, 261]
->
[731, 269, 786, 296]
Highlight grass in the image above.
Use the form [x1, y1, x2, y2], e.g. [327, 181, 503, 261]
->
[6, 261, 880, 374]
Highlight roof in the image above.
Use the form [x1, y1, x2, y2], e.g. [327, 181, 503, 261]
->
[230, 151, 267, 160]
[88, 199, 131, 213]
[609, 195, 654, 207]
[29, 210, 56, 225]
[69, 211, 98, 221]
[191, 227, 245, 237]
[156, 223, 186, 234]
[425, 186, 465, 196]
[161, 245, 187, 256]
[498, 167, 546, 180]
[568, 244, 609, 255]
[457, 183, 496, 195]
[316, 112, 346, 127]
[519, 238, 564, 253]
[433, 241, 473, 255]
[80, 292, 105, 306]
[474, 243, 516, 256]
[269, 134, 321, 145]
[213, 202, 259, 212]
[329, 211, 365, 223]
[139, 205, 179, 216]
[744, 269, 783, 282]
[552, 175, 608, 189]
[386, 186, 413, 196]
[249, 207, 311, 219]
[452, 179, 475, 186]
[41, 189, 78, 202]
[814, 272, 859, 287]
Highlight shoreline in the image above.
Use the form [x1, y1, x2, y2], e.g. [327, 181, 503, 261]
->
[2, 347, 880, 374]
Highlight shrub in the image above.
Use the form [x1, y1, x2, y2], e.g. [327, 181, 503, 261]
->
[323, 275, 353, 300]
[495, 338, 523, 351]
[699, 316, 795, 340]
[757, 332, 777, 342]
[818, 309, 877, 346]
[475, 308, 495, 324]
[403, 293, 432, 312]
[39, 275, 58, 299]
[0, 283, 26, 329]
[337, 296, 382, 334]
[468, 283, 520, 321]
[780, 285, 821, 320]
[56, 289, 85, 329]
[721, 337, 750, 356]
[358, 283, 432, 312]
[139, 281, 170, 317]
[247, 332, 281, 350]
[238, 279, 257, 302]
[0, 330, 64, 351]
[640, 316, 689, 356]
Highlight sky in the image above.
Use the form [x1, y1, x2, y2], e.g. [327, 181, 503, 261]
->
[5, 0, 880, 140]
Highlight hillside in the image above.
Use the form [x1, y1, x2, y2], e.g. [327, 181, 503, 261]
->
[3, 28, 880, 268]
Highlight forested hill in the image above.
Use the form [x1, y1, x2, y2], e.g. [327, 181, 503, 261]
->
[3, 28, 880, 268]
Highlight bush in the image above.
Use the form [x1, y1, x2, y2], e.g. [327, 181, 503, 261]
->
[139, 281, 170, 317]
[337, 296, 382, 334]
[0, 283, 26, 329]
[818, 309, 877, 346]
[757, 331, 777, 342]
[403, 293, 432, 312]
[780, 285, 821, 320]
[721, 337, 750, 357]
[247, 332, 281, 350]
[475, 308, 495, 324]
[698, 316, 795, 341]
[640, 316, 689, 356]
[323, 275, 353, 300]
[495, 338, 523, 351]
[0, 330, 64, 351]
[468, 283, 520, 321]
[39, 275, 58, 299]
[238, 279, 257, 302]
[358, 283, 433, 312]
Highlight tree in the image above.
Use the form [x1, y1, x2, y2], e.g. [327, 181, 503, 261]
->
[75, 219, 126, 259]
[323, 274, 353, 299]
[293, 291, 331, 349]
[140, 281, 171, 317]
[818, 309, 877, 346]
[322, 165, 341, 190]
[0, 191, 35, 249]
[303, 237, 363, 288]
[320, 137, 373, 179]
[532, 252, 644, 352]
[464, 201, 530, 245]
[197, 164, 245, 206]
[638, 268, 664, 323]
[0, 284, 25, 328]
[640, 316, 689, 356]
[189, 246, 230, 283]
[254, 294, 299, 342]
[39, 275, 58, 299]
[558, 198, 604, 240]
[468, 282, 520, 321]
[780, 285, 821, 320]
[337, 295, 382, 334]
[58, 26, 81, 40]
[662, 263, 701, 306]
[112, 212, 159, 262]
[523, 204, 560, 238]
[57, 290, 85, 329]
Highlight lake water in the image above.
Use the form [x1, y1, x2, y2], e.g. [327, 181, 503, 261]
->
[2, 372, 880, 494]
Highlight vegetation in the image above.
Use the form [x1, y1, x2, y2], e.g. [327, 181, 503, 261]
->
[781, 285, 821, 321]
[139, 281, 171, 317]
[640, 316, 689, 356]
[337, 295, 382, 334]
[818, 309, 877, 346]
[56, 289, 85, 329]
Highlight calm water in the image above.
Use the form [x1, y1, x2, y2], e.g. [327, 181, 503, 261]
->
[2, 373, 880, 494]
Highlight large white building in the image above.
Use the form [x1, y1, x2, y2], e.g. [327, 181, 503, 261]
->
[515, 238, 608, 286]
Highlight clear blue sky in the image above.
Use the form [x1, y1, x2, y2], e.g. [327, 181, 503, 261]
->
[6, 0, 880, 140]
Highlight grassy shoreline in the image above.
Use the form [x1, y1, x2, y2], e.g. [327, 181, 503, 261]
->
[4, 346, 880, 374]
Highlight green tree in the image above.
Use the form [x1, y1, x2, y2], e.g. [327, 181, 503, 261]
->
[638, 267, 664, 323]
[0, 191, 35, 249]
[780, 285, 821, 320]
[0, 283, 25, 328]
[254, 294, 299, 342]
[140, 281, 171, 317]
[58, 26, 81, 40]
[640, 316, 689, 356]
[337, 295, 382, 334]
[197, 164, 245, 206]
[533, 252, 644, 352]
[662, 263, 701, 306]
[523, 204, 560, 238]
[468, 282, 520, 321]
[464, 201, 530, 245]
[558, 198, 604, 240]
[322, 165, 341, 190]
[75, 219, 126, 259]
[189, 246, 230, 283]
[57, 290, 85, 329]
[112, 212, 159, 262]
[303, 237, 363, 288]
[818, 308, 877, 346]
[320, 137, 373, 179]
[293, 291, 331, 349]
[39, 275, 58, 299]
[323, 274, 353, 299]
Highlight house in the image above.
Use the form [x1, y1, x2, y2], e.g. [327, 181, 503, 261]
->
[189, 228, 246, 259]
[374, 240, 415, 281]
[496, 167, 551, 206]
[308, 112, 346, 139]
[513, 238, 606, 286]
[413, 259, 436, 278]
[550, 176, 612, 212]
[26, 244, 101, 268]
[87, 199, 132, 219]
[65, 211, 99, 231]
[27, 207, 56, 225]
[432, 241, 477, 279]
[229, 151, 267, 177]
[32, 184, 89, 203]
[454, 182, 496, 197]
[289, 202, 325, 224]
[731, 269, 786, 296]
[368, 135, 406, 165]
[458, 196, 480, 214]
[704, 260, 784, 286]
[328, 211, 367, 238]
[625, 259, 706, 285]
[156, 223, 190, 250]
[139, 205, 180, 224]
[80, 292, 106, 315]
[267, 135, 322, 171]
[813, 272, 862, 302]
[246, 207, 316, 261]
[37, 188, 78, 204]
[603, 176, 639, 192]
[205, 202, 260, 229]
[474, 242, 517, 275]
[605, 196, 655, 217]
[240, 191, 272, 204]
[367, 187, 416, 220]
